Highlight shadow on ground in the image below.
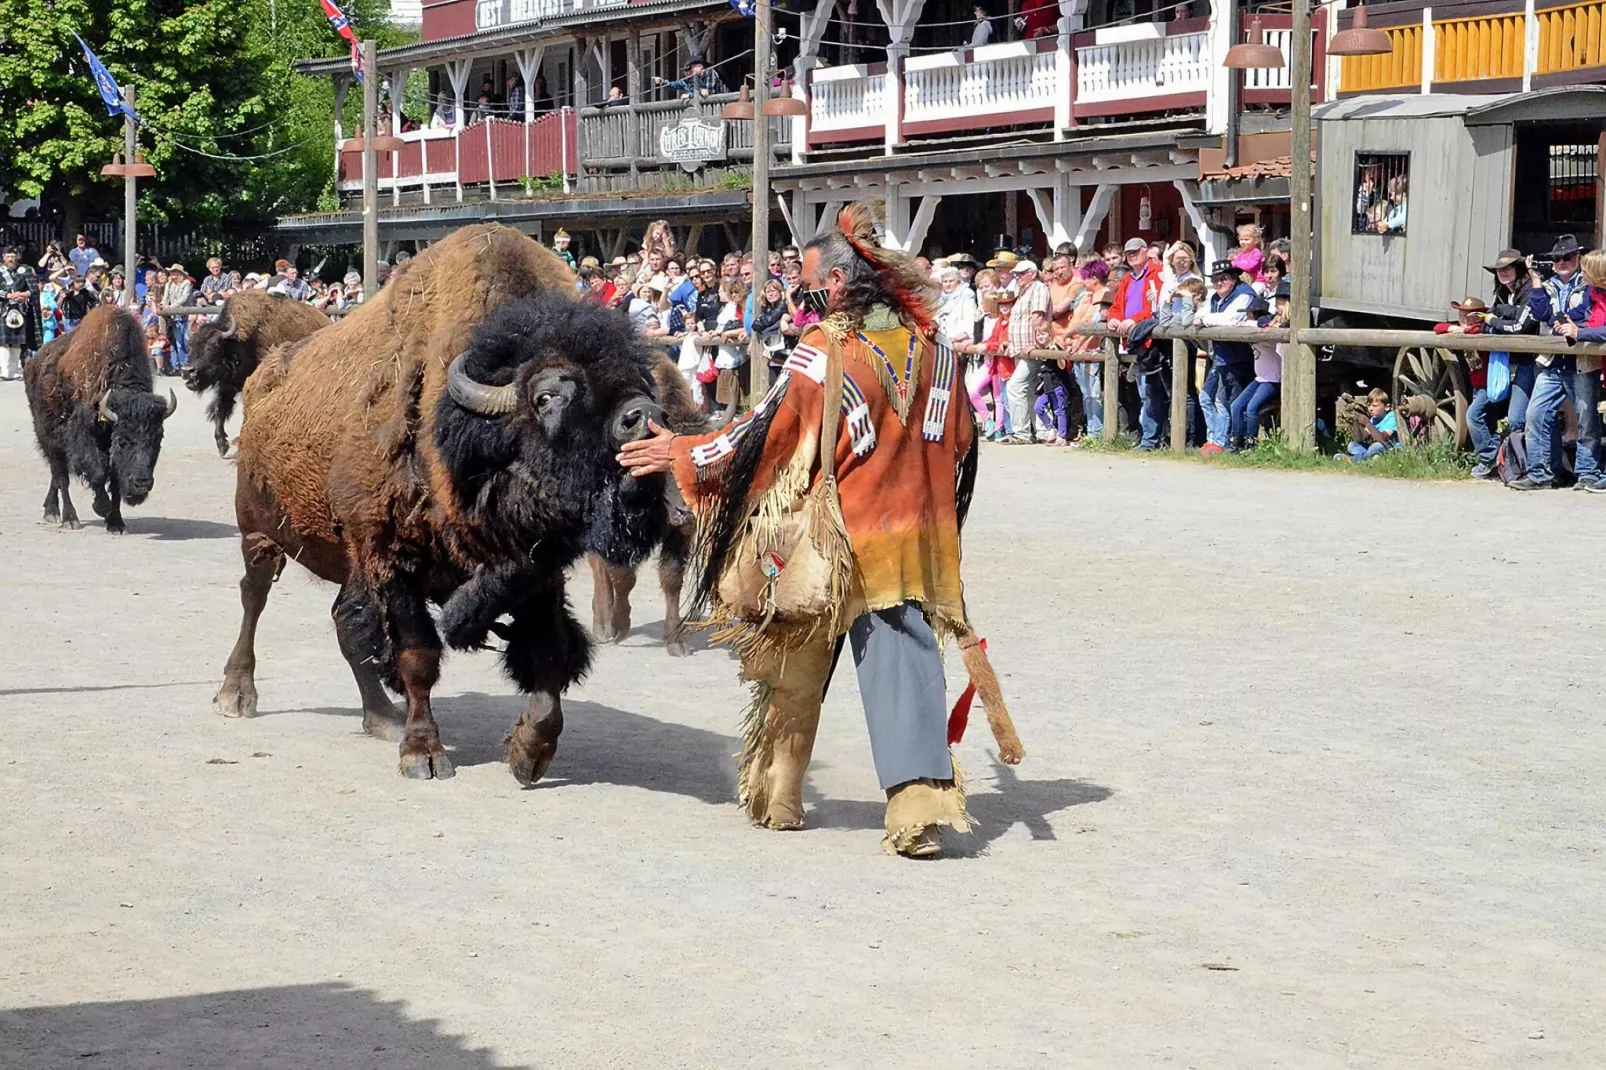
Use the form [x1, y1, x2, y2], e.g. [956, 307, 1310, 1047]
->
[805, 757, 1112, 856]
[265, 693, 739, 806]
[127, 516, 238, 541]
[0, 982, 510, 1070]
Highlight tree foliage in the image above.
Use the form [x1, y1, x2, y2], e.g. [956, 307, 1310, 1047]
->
[0, 0, 412, 229]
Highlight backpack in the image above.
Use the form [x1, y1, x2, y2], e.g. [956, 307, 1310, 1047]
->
[1496, 431, 1526, 485]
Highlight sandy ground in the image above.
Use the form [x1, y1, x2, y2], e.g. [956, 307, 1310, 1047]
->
[1, 378, 1603, 1069]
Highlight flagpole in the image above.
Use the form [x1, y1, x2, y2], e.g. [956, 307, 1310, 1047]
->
[122, 84, 137, 307]
[361, 38, 378, 298]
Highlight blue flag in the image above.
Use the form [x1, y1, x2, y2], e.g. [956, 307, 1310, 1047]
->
[73, 34, 139, 124]
[729, 0, 756, 16]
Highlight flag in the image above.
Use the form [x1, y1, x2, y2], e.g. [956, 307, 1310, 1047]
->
[729, 0, 756, 15]
[72, 34, 139, 124]
[320, 0, 364, 83]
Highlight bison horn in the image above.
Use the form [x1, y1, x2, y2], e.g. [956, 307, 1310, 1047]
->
[162, 388, 178, 419]
[446, 354, 518, 416]
[214, 312, 236, 339]
[97, 392, 119, 425]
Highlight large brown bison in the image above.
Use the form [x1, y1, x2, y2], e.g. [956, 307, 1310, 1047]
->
[183, 291, 330, 457]
[25, 305, 177, 533]
[587, 355, 734, 657]
[214, 223, 670, 783]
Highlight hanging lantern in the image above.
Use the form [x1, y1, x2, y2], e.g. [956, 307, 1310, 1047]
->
[1138, 187, 1153, 232]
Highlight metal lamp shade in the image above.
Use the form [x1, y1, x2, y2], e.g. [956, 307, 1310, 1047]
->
[762, 79, 808, 117]
[722, 84, 755, 121]
[1224, 17, 1286, 69]
[1328, 5, 1393, 56]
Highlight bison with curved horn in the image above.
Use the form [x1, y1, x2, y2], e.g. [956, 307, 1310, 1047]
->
[215, 223, 670, 783]
[183, 290, 331, 457]
[25, 304, 177, 533]
[587, 356, 736, 656]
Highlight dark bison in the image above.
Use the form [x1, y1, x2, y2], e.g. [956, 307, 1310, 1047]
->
[25, 305, 177, 533]
[587, 355, 734, 656]
[183, 291, 330, 457]
[215, 223, 669, 783]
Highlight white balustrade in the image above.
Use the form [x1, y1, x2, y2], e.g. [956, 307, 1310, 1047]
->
[1076, 29, 1210, 105]
[809, 65, 886, 135]
[904, 41, 1057, 124]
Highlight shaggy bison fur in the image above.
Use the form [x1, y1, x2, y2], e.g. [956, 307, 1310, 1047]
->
[183, 290, 330, 456]
[216, 223, 670, 783]
[24, 305, 177, 533]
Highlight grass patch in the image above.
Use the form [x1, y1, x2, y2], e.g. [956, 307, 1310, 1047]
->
[1071, 432, 1473, 481]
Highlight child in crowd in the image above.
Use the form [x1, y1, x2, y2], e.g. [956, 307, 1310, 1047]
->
[1343, 388, 1398, 462]
[1228, 283, 1287, 451]
[970, 288, 1016, 439]
[1254, 256, 1285, 299]
[146, 319, 169, 376]
[1232, 223, 1264, 283]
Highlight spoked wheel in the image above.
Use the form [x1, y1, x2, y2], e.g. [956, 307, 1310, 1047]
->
[1391, 346, 1469, 449]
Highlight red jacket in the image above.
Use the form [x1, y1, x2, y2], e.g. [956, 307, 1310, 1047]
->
[1108, 266, 1161, 326]
[1020, 0, 1058, 37]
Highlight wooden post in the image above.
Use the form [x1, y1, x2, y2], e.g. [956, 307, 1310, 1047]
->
[121, 85, 137, 307]
[362, 40, 379, 298]
[747, 0, 774, 404]
[1102, 335, 1120, 444]
[1284, 0, 1316, 451]
[1170, 336, 1189, 454]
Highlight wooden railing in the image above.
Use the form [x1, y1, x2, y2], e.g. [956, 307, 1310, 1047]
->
[1538, 0, 1606, 73]
[1072, 21, 1212, 116]
[904, 39, 1058, 130]
[1434, 11, 1526, 82]
[1340, 24, 1423, 91]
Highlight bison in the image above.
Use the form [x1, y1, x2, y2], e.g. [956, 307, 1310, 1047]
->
[25, 305, 177, 533]
[587, 355, 734, 656]
[215, 223, 670, 783]
[183, 291, 331, 457]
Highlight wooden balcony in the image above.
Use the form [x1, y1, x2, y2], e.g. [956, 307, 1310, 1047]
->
[337, 112, 578, 198]
[1338, 0, 1606, 94]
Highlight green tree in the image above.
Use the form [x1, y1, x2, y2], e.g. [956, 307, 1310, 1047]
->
[0, 0, 409, 234]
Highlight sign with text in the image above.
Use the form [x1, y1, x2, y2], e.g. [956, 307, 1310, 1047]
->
[659, 116, 727, 171]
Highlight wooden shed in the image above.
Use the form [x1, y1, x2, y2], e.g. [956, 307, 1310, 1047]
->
[1314, 87, 1606, 324]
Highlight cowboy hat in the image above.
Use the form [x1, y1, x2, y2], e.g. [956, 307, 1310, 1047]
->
[986, 251, 1018, 269]
[946, 252, 978, 266]
[1450, 296, 1489, 312]
[1209, 259, 1239, 278]
[1549, 234, 1584, 259]
[1483, 249, 1525, 272]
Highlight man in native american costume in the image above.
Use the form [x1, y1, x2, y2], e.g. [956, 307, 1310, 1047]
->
[620, 201, 1020, 858]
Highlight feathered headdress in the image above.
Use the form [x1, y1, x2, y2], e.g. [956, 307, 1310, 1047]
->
[832, 199, 935, 335]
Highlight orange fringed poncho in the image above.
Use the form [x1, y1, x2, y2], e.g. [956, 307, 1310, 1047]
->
[670, 314, 973, 632]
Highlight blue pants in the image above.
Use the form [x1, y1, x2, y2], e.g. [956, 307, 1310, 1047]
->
[1573, 367, 1601, 484]
[1201, 363, 1252, 446]
[1034, 382, 1069, 439]
[1467, 386, 1504, 466]
[1506, 361, 1536, 435]
[849, 603, 953, 790]
[1348, 441, 1387, 461]
[1073, 362, 1102, 437]
[1229, 380, 1279, 443]
[170, 317, 189, 369]
[1137, 371, 1169, 449]
[1524, 364, 1569, 485]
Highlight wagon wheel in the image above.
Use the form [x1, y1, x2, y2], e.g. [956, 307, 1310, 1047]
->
[1391, 346, 1469, 449]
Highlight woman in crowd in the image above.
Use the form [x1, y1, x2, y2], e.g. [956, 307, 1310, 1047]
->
[753, 276, 789, 384]
[935, 263, 978, 344]
[1065, 258, 1110, 441]
[1228, 283, 1287, 451]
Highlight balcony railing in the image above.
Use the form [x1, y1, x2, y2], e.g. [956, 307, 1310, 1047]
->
[904, 39, 1058, 132]
[1073, 21, 1211, 116]
[808, 64, 888, 140]
[1538, 0, 1606, 72]
[576, 96, 790, 168]
[336, 112, 577, 195]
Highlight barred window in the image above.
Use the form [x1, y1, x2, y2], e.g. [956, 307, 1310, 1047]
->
[1352, 152, 1409, 237]
[1548, 143, 1596, 228]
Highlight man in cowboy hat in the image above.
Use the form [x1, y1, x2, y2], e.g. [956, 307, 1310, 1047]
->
[1517, 233, 1600, 489]
[656, 55, 726, 99]
[1192, 259, 1258, 454]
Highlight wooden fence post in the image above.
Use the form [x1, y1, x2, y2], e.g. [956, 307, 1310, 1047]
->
[1102, 335, 1120, 445]
[1170, 337, 1189, 454]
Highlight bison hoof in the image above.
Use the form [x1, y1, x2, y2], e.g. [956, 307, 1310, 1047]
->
[91, 495, 110, 519]
[508, 742, 558, 787]
[214, 681, 258, 719]
[362, 706, 405, 742]
[41, 509, 59, 524]
[105, 519, 126, 535]
[399, 747, 455, 780]
[215, 436, 231, 458]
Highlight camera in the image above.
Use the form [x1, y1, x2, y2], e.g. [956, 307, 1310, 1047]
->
[1533, 257, 1555, 280]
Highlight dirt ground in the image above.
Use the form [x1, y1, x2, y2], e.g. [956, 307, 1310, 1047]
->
[1, 379, 1603, 1069]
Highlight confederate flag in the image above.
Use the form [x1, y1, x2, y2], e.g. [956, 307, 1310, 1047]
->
[320, 0, 364, 83]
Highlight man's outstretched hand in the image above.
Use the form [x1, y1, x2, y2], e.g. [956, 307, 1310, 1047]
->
[617, 419, 675, 477]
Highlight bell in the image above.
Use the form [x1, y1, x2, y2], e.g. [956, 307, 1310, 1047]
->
[1224, 17, 1286, 69]
[1328, 4, 1393, 57]
[722, 84, 755, 121]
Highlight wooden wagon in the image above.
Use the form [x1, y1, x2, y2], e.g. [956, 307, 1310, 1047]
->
[1311, 86, 1606, 445]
